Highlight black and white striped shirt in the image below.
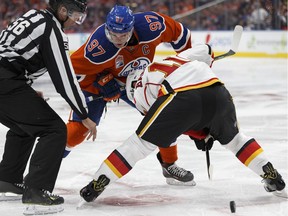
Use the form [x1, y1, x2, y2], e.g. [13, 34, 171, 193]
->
[0, 9, 88, 119]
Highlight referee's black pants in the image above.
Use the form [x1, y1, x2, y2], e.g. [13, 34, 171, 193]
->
[0, 78, 66, 192]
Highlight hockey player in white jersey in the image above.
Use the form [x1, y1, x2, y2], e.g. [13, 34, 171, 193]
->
[79, 44, 287, 203]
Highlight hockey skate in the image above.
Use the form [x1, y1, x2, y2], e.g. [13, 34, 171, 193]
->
[261, 162, 287, 199]
[80, 175, 110, 202]
[22, 187, 64, 215]
[0, 180, 24, 201]
[156, 153, 196, 186]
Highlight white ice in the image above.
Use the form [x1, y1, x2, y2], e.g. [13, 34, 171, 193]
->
[0, 57, 287, 216]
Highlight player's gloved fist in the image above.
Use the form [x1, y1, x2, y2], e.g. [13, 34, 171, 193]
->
[190, 134, 214, 151]
[94, 72, 121, 101]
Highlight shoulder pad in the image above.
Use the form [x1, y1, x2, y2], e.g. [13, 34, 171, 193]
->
[84, 25, 120, 64]
[134, 11, 166, 42]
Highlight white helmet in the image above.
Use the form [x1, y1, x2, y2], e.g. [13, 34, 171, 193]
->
[177, 44, 214, 67]
[126, 69, 144, 102]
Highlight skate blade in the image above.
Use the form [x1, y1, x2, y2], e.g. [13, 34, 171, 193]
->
[76, 198, 86, 210]
[0, 192, 22, 201]
[23, 204, 64, 215]
[272, 189, 288, 199]
[166, 178, 196, 186]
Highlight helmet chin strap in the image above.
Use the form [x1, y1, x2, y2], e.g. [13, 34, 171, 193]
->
[114, 42, 128, 49]
[63, 15, 69, 24]
[56, 14, 69, 28]
[54, 5, 70, 27]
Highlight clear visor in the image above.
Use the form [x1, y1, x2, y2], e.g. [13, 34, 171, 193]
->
[105, 27, 133, 48]
[68, 10, 87, 25]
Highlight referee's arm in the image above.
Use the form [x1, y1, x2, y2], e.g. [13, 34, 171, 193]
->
[41, 26, 88, 120]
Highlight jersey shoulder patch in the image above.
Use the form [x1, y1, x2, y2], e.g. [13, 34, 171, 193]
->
[84, 25, 120, 64]
[134, 11, 166, 43]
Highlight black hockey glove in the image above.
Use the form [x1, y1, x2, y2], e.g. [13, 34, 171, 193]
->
[94, 72, 121, 101]
[190, 135, 214, 151]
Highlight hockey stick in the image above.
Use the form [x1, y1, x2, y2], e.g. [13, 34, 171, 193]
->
[205, 145, 211, 180]
[214, 25, 243, 61]
[85, 86, 126, 102]
[204, 135, 213, 180]
[204, 26, 243, 180]
[86, 95, 103, 102]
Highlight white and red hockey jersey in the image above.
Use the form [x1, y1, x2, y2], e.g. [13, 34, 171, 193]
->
[132, 46, 221, 114]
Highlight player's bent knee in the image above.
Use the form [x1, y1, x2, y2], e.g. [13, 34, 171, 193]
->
[116, 133, 157, 167]
[66, 121, 89, 147]
[223, 132, 252, 154]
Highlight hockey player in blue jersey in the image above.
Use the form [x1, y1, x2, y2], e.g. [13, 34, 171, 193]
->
[65, 5, 197, 185]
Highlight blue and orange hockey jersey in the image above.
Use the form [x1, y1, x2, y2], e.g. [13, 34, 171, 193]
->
[71, 11, 192, 94]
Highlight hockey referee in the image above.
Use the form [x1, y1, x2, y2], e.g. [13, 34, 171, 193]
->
[0, 0, 96, 215]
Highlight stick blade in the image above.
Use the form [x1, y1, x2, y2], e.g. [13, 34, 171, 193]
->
[214, 25, 243, 61]
[208, 164, 214, 180]
[231, 25, 243, 52]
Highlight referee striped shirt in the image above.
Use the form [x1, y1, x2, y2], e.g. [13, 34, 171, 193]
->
[0, 9, 88, 119]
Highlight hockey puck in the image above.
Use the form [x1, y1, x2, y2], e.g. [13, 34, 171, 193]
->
[230, 201, 236, 213]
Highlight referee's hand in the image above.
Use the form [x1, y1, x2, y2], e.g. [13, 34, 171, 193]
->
[82, 118, 97, 141]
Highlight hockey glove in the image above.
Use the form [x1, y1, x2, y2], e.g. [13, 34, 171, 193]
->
[94, 72, 121, 101]
[190, 135, 214, 151]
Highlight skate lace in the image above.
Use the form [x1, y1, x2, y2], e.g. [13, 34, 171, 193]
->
[42, 190, 60, 199]
[261, 166, 277, 180]
[14, 183, 25, 189]
[92, 175, 110, 192]
[167, 164, 187, 177]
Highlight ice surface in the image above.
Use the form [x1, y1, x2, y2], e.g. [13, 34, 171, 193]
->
[0, 58, 287, 215]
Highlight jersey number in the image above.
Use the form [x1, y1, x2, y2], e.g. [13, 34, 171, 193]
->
[148, 57, 188, 76]
[7, 18, 30, 35]
[144, 15, 162, 31]
[87, 39, 105, 57]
